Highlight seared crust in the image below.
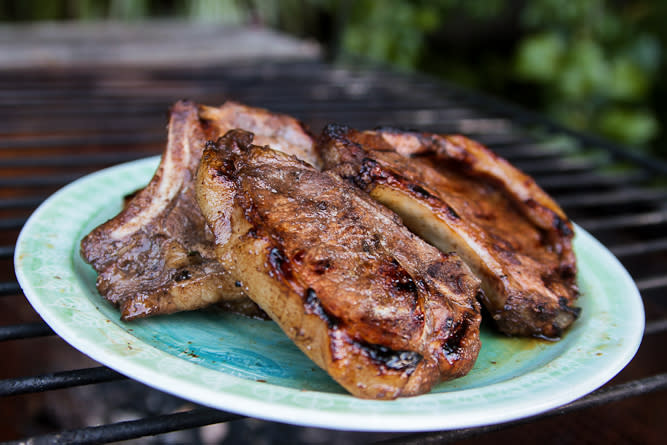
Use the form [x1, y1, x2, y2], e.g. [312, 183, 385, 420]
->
[196, 130, 482, 399]
[198, 102, 319, 168]
[80, 101, 316, 320]
[319, 124, 579, 339]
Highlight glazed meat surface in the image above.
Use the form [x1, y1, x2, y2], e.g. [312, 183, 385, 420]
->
[195, 130, 482, 399]
[80, 101, 316, 320]
[319, 124, 579, 339]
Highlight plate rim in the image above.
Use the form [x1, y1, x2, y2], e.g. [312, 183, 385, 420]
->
[14, 156, 645, 432]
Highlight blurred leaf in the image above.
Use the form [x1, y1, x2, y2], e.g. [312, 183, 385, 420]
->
[14, 0, 65, 20]
[628, 34, 661, 74]
[593, 8, 622, 41]
[337, 0, 435, 68]
[597, 107, 659, 145]
[73, 0, 109, 20]
[515, 32, 564, 83]
[109, 0, 149, 21]
[559, 38, 607, 99]
[549, 103, 592, 132]
[607, 57, 650, 100]
[187, 0, 246, 24]
[414, 7, 439, 32]
[463, 0, 504, 20]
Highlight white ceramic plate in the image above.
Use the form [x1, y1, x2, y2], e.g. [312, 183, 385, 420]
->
[15, 157, 645, 432]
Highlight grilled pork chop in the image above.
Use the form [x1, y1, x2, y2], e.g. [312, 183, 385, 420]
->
[318, 125, 579, 339]
[196, 130, 482, 399]
[80, 101, 316, 320]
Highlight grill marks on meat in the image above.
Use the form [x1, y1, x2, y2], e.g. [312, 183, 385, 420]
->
[80, 101, 316, 320]
[319, 125, 579, 339]
[196, 130, 482, 399]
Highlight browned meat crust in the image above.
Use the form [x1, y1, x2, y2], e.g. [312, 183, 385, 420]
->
[198, 102, 319, 168]
[80, 101, 316, 320]
[196, 130, 482, 399]
[318, 124, 579, 339]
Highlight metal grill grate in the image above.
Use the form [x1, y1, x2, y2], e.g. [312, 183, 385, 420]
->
[1, 60, 666, 444]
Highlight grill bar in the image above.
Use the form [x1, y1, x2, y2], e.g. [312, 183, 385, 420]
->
[645, 319, 667, 335]
[0, 153, 148, 168]
[576, 210, 667, 231]
[0, 322, 53, 341]
[511, 158, 607, 175]
[0, 217, 28, 230]
[0, 281, 20, 295]
[0, 173, 91, 188]
[0, 132, 162, 149]
[6, 408, 245, 445]
[610, 238, 667, 257]
[557, 188, 667, 208]
[0, 196, 47, 209]
[537, 171, 649, 190]
[0, 366, 125, 396]
[636, 275, 667, 291]
[0, 246, 15, 258]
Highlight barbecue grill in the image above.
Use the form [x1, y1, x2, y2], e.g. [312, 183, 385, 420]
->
[1, 58, 666, 444]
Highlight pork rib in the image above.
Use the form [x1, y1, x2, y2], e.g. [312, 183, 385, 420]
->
[80, 101, 316, 320]
[196, 130, 482, 399]
[318, 124, 579, 339]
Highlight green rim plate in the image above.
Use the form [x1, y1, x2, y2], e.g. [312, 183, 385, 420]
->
[14, 156, 645, 432]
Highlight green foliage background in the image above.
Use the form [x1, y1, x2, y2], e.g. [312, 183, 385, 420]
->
[2, 0, 665, 158]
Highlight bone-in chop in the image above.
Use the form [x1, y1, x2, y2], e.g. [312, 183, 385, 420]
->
[318, 125, 579, 339]
[80, 101, 316, 320]
[196, 130, 482, 399]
